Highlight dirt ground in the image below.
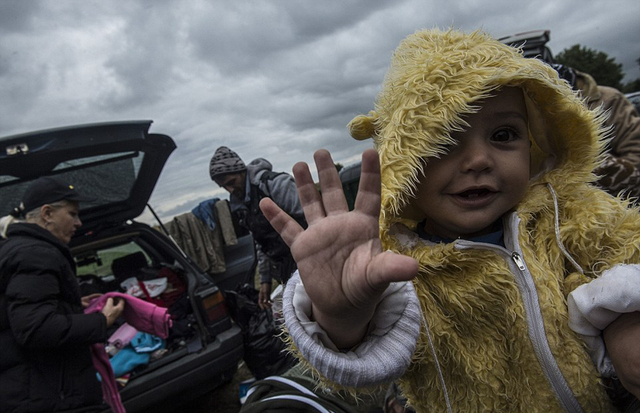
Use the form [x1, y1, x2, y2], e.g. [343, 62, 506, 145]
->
[176, 362, 389, 413]
[177, 273, 269, 413]
[178, 361, 253, 413]
[179, 267, 260, 412]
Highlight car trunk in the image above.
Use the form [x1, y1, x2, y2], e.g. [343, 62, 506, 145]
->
[72, 222, 249, 411]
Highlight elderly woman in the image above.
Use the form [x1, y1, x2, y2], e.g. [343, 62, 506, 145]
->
[0, 177, 124, 413]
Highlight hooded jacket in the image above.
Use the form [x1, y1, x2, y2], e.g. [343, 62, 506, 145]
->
[230, 158, 305, 284]
[282, 29, 640, 413]
[0, 223, 107, 413]
[573, 70, 640, 200]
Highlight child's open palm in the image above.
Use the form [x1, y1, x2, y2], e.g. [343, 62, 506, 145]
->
[260, 149, 418, 348]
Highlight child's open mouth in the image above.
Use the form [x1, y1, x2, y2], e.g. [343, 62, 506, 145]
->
[452, 188, 497, 205]
[458, 188, 493, 198]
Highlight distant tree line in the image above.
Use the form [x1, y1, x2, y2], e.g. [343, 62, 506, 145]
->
[554, 44, 640, 93]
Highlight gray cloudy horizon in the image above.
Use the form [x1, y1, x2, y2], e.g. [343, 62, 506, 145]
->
[1, 0, 639, 224]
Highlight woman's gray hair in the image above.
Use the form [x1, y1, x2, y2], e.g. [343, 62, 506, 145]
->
[24, 200, 72, 222]
[2, 200, 75, 238]
[0, 215, 16, 238]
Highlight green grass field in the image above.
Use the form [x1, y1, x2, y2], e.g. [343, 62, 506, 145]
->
[76, 242, 148, 278]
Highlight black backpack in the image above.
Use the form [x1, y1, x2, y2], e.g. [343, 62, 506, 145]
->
[240, 375, 361, 413]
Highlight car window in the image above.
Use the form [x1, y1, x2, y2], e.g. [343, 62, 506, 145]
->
[339, 162, 361, 211]
[75, 241, 151, 279]
[0, 151, 143, 217]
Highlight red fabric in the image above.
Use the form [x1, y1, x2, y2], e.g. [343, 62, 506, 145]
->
[127, 267, 187, 308]
[156, 267, 187, 307]
[136, 279, 165, 307]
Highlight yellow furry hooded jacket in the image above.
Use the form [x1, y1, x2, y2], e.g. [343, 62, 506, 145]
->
[282, 29, 640, 413]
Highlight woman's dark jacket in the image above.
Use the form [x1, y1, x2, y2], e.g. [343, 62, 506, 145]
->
[0, 223, 107, 413]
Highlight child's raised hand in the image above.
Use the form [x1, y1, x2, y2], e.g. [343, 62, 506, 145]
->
[260, 149, 418, 348]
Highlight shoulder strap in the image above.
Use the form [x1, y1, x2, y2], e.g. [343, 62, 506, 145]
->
[258, 171, 288, 197]
[240, 375, 359, 413]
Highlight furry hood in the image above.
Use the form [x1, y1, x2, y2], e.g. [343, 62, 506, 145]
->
[348, 29, 608, 232]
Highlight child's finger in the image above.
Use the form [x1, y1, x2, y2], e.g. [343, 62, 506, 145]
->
[314, 149, 349, 216]
[293, 161, 327, 224]
[367, 251, 419, 288]
[354, 149, 382, 217]
[259, 197, 304, 247]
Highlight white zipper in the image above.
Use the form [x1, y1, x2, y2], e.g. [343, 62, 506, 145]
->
[511, 251, 526, 270]
[455, 239, 584, 413]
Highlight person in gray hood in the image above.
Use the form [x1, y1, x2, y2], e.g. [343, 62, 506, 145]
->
[210, 146, 306, 308]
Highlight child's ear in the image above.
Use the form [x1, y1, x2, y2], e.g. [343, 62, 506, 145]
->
[348, 111, 378, 141]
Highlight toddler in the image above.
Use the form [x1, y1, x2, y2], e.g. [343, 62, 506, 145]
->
[260, 29, 640, 412]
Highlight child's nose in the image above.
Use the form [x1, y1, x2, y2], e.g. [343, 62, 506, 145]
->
[459, 139, 494, 172]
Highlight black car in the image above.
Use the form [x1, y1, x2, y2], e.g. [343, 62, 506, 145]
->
[625, 91, 640, 114]
[338, 161, 361, 211]
[498, 29, 554, 62]
[0, 120, 255, 412]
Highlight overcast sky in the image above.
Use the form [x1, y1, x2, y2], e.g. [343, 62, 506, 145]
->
[2, 0, 639, 224]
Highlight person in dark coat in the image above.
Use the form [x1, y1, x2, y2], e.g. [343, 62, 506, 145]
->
[0, 177, 125, 413]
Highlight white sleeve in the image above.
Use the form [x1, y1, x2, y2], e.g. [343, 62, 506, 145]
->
[567, 264, 640, 377]
[282, 271, 422, 387]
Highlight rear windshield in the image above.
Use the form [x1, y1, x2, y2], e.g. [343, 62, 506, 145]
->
[76, 240, 151, 279]
[0, 151, 143, 217]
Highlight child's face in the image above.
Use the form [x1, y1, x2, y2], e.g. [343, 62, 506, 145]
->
[413, 87, 530, 239]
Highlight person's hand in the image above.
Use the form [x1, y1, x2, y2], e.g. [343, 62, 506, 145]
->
[81, 293, 102, 309]
[101, 297, 125, 327]
[603, 311, 640, 399]
[258, 282, 272, 310]
[260, 149, 418, 348]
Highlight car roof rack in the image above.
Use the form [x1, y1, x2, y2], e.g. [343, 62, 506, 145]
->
[498, 29, 554, 62]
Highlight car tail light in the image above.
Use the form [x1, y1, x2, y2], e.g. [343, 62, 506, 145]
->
[201, 289, 228, 323]
[195, 285, 232, 337]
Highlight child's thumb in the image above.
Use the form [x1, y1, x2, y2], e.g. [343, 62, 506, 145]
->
[368, 251, 418, 288]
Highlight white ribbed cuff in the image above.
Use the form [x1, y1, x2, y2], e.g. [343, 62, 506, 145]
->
[283, 271, 421, 387]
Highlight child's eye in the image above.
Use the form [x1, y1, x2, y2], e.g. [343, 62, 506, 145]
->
[491, 128, 519, 143]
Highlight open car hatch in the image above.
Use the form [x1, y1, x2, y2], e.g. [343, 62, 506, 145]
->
[0, 120, 176, 233]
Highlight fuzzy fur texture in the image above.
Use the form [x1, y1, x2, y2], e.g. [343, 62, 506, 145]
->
[283, 28, 640, 412]
[346, 29, 640, 412]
